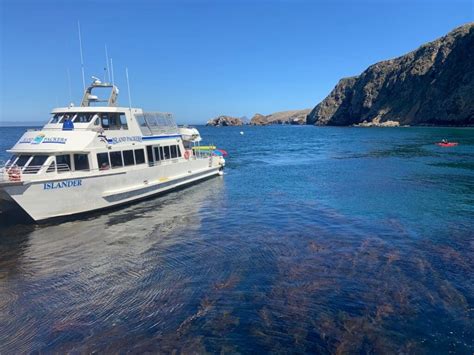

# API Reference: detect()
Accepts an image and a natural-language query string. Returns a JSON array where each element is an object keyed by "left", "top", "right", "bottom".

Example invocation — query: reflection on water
[
  {"left": 0, "top": 126, "right": 473, "bottom": 353},
  {"left": 1, "top": 178, "right": 227, "bottom": 352}
]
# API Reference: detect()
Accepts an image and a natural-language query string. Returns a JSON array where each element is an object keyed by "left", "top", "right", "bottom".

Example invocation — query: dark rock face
[
  {"left": 307, "top": 23, "right": 474, "bottom": 126},
  {"left": 250, "top": 109, "right": 311, "bottom": 125},
  {"left": 206, "top": 115, "right": 244, "bottom": 126}
]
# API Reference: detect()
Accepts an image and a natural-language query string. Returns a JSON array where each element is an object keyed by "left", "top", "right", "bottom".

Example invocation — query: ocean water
[{"left": 0, "top": 125, "right": 473, "bottom": 353}]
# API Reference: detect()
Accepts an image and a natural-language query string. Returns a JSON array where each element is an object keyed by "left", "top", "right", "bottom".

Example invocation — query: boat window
[
  {"left": 163, "top": 146, "right": 170, "bottom": 160},
  {"left": 74, "top": 113, "right": 95, "bottom": 123},
  {"left": 93, "top": 116, "right": 100, "bottom": 126},
  {"left": 146, "top": 116, "right": 159, "bottom": 128},
  {"left": 123, "top": 150, "right": 135, "bottom": 166},
  {"left": 135, "top": 113, "right": 178, "bottom": 136},
  {"left": 15, "top": 155, "right": 32, "bottom": 167},
  {"left": 101, "top": 115, "right": 110, "bottom": 129},
  {"left": 153, "top": 147, "right": 160, "bottom": 162},
  {"left": 108, "top": 114, "right": 119, "bottom": 129},
  {"left": 170, "top": 145, "right": 177, "bottom": 159},
  {"left": 97, "top": 152, "right": 110, "bottom": 170},
  {"left": 110, "top": 151, "right": 123, "bottom": 168},
  {"left": 137, "top": 116, "right": 152, "bottom": 136},
  {"left": 134, "top": 149, "right": 145, "bottom": 165},
  {"left": 177, "top": 145, "right": 182, "bottom": 158},
  {"left": 23, "top": 155, "right": 48, "bottom": 174},
  {"left": 56, "top": 154, "right": 71, "bottom": 173},
  {"left": 120, "top": 114, "right": 128, "bottom": 130},
  {"left": 74, "top": 154, "right": 90, "bottom": 171},
  {"left": 146, "top": 146, "right": 154, "bottom": 165},
  {"left": 159, "top": 146, "right": 164, "bottom": 161},
  {"left": 50, "top": 113, "right": 63, "bottom": 124},
  {"left": 101, "top": 113, "right": 127, "bottom": 130},
  {"left": 47, "top": 161, "right": 56, "bottom": 173}
]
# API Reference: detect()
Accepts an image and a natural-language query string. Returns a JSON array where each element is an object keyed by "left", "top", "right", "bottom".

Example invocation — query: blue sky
[{"left": 0, "top": 0, "right": 472, "bottom": 124}]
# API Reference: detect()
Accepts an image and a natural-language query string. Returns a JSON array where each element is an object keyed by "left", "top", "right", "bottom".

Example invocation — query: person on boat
[
  {"left": 62, "top": 115, "right": 74, "bottom": 131},
  {"left": 441, "top": 139, "right": 448, "bottom": 143},
  {"left": 100, "top": 162, "right": 110, "bottom": 170}
]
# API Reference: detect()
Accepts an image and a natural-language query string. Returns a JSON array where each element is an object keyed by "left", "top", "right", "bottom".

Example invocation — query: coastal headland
[{"left": 207, "top": 23, "right": 474, "bottom": 128}]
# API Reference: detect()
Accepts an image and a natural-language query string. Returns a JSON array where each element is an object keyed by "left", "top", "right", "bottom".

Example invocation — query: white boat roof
[{"left": 51, "top": 106, "right": 142, "bottom": 113}]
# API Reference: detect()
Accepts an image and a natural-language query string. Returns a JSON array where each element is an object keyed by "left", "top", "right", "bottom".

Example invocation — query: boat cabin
[{"left": 3, "top": 78, "right": 195, "bottom": 181}]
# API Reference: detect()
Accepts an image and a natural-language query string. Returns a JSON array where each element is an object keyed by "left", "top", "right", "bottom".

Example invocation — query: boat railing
[
  {"left": 56, "top": 164, "right": 72, "bottom": 173},
  {"left": 21, "top": 163, "right": 72, "bottom": 175},
  {"left": 147, "top": 154, "right": 203, "bottom": 168},
  {"left": 193, "top": 150, "right": 213, "bottom": 158},
  {"left": 0, "top": 163, "right": 73, "bottom": 183}
]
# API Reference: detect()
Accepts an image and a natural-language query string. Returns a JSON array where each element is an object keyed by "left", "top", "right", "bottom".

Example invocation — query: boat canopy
[{"left": 135, "top": 112, "right": 179, "bottom": 136}]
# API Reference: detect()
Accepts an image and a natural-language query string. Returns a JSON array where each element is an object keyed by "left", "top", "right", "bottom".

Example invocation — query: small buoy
[{"left": 240, "top": 131, "right": 244, "bottom": 135}]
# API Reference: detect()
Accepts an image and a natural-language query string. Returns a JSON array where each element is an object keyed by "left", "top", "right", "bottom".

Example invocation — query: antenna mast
[
  {"left": 110, "top": 58, "right": 115, "bottom": 86},
  {"left": 67, "top": 68, "right": 72, "bottom": 104},
  {"left": 126, "top": 67, "right": 132, "bottom": 110},
  {"left": 77, "top": 21, "right": 86, "bottom": 91},
  {"left": 105, "top": 44, "right": 111, "bottom": 82}
]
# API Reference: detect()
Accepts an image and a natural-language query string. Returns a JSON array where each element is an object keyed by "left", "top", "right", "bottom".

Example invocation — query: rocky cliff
[
  {"left": 307, "top": 23, "right": 474, "bottom": 126},
  {"left": 250, "top": 109, "right": 311, "bottom": 125},
  {"left": 206, "top": 115, "right": 244, "bottom": 126}
]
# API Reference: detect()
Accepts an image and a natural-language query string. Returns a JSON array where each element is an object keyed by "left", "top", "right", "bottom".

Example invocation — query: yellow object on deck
[{"left": 192, "top": 146, "right": 216, "bottom": 150}]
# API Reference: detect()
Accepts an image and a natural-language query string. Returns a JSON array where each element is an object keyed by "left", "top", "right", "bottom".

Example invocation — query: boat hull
[
  {"left": 0, "top": 188, "right": 20, "bottom": 213},
  {"left": 0, "top": 159, "right": 223, "bottom": 222}
]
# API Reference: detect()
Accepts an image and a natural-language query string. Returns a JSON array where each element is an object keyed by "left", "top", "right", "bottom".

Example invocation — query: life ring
[
  {"left": 8, "top": 166, "right": 21, "bottom": 182},
  {"left": 184, "top": 150, "right": 190, "bottom": 160}
]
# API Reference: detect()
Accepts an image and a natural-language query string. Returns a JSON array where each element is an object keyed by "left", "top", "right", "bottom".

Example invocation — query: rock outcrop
[
  {"left": 206, "top": 115, "right": 244, "bottom": 126},
  {"left": 353, "top": 119, "right": 400, "bottom": 127},
  {"left": 307, "top": 23, "right": 474, "bottom": 126},
  {"left": 250, "top": 109, "right": 311, "bottom": 125}
]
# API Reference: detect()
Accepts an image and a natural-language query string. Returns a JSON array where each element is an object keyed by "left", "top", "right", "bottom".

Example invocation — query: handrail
[
  {"left": 0, "top": 163, "right": 73, "bottom": 182},
  {"left": 148, "top": 157, "right": 184, "bottom": 167},
  {"left": 56, "top": 164, "right": 72, "bottom": 172}
]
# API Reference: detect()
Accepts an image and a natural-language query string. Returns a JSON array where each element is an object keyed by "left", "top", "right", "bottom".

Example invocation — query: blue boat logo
[{"left": 31, "top": 134, "right": 45, "bottom": 145}]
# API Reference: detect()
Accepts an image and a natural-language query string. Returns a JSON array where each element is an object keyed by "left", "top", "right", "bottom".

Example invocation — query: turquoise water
[{"left": 0, "top": 125, "right": 473, "bottom": 353}]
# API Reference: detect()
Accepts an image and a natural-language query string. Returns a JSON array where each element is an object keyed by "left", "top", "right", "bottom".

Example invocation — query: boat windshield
[
  {"left": 50, "top": 112, "right": 98, "bottom": 124},
  {"left": 49, "top": 112, "right": 125, "bottom": 128},
  {"left": 74, "top": 113, "right": 98, "bottom": 123},
  {"left": 49, "top": 113, "right": 76, "bottom": 124},
  {"left": 49, "top": 113, "right": 64, "bottom": 124}
]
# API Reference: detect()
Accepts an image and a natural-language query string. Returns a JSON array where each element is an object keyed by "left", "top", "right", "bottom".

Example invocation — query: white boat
[{"left": 0, "top": 79, "right": 225, "bottom": 221}]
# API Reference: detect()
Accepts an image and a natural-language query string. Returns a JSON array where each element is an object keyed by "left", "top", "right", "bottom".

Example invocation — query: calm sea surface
[{"left": 0, "top": 125, "right": 473, "bottom": 353}]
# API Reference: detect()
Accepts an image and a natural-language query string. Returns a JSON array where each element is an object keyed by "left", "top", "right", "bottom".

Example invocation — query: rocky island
[
  {"left": 307, "top": 23, "right": 474, "bottom": 126},
  {"left": 206, "top": 115, "right": 244, "bottom": 126},
  {"left": 206, "top": 110, "right": 310, "bottom": 126},
  {"left": 250, "top": 109, "right": 311, "bottom": 125}
]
